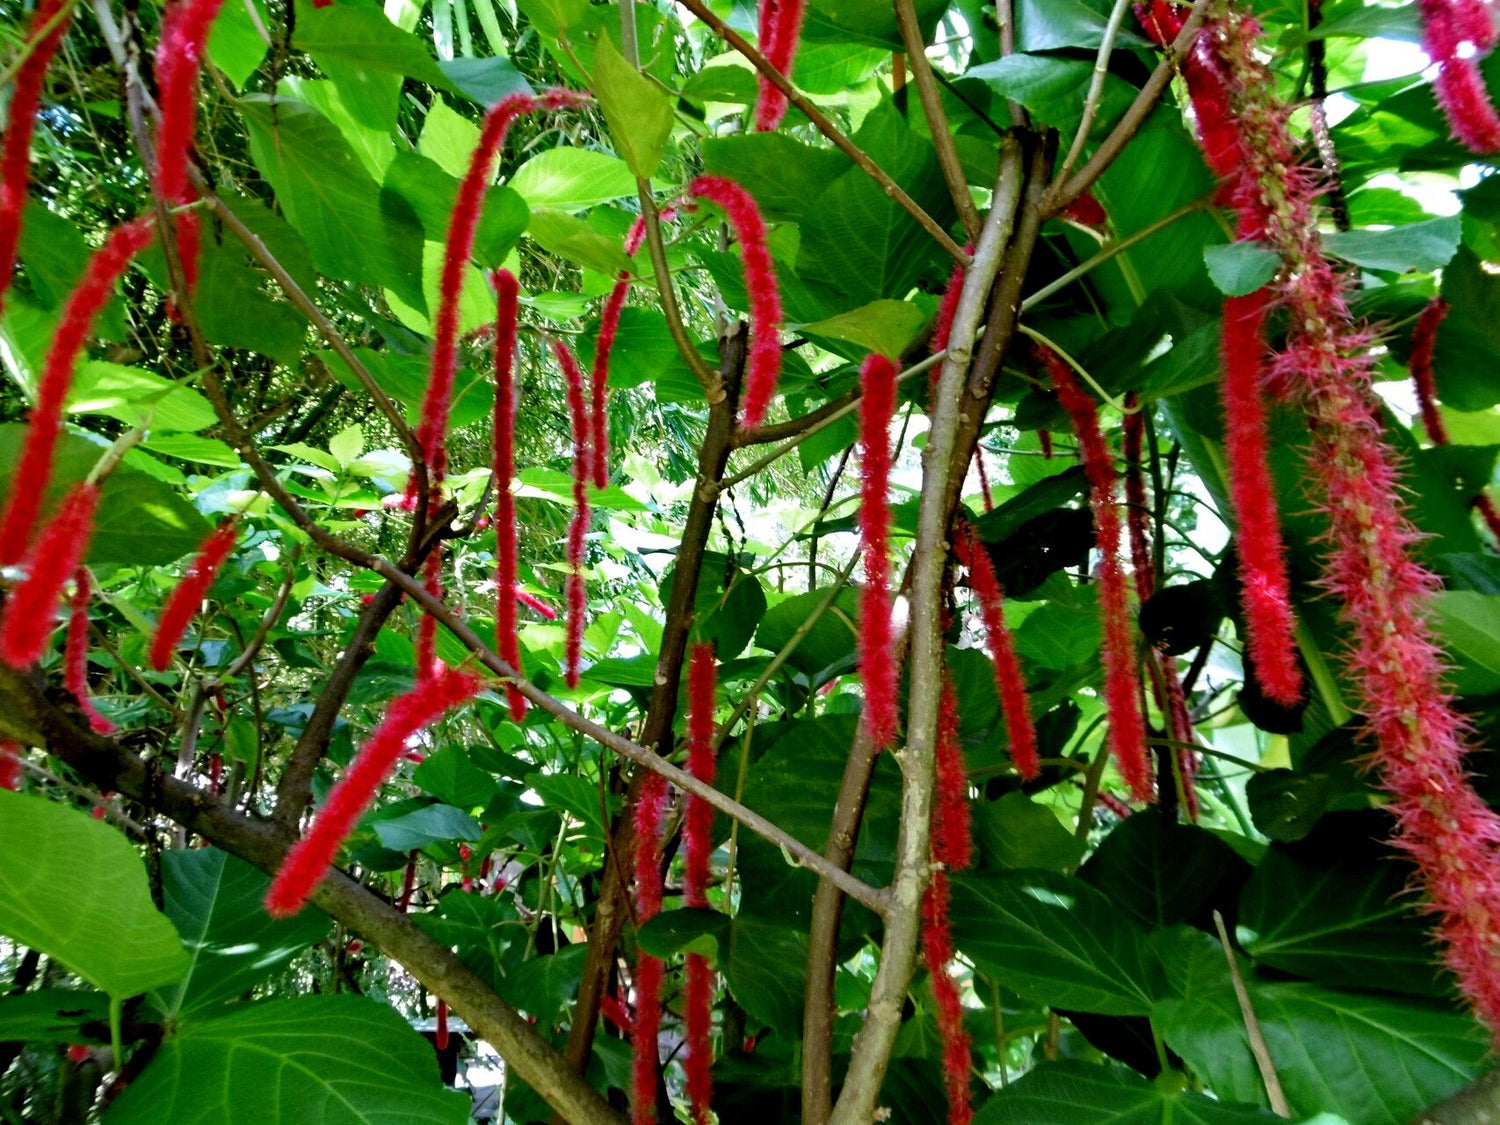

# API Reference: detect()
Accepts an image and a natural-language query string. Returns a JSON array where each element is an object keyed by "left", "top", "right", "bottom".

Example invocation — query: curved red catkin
[
  {"left": 0, "top": 743, "right": 20, "bottom": 791},
  {"left": 1038, "top": 429, "right": 1054, "bottom": 459},
  {"left": 552, "top": 338, "right": 592, "bottom": 689},
  {"left": 64, "top": 569, "right": 113, "bottom": 735},
  {"left": 631, "top": 771, "right": 670, "bottom": 1125},
  {"left": 590, "top": 218, "right": 649, "bottom": 490},
  {"left": 436, "top": 1000, "right": 450, "bottom": 1050},
  {"left": 397, "top": 853, "right": 419, "bottom": 912},
  {"left": 265, "top": 667, "right": 483, "bottom": 917},
  {"left": 683, "top": 642, "right": 717, "bottom": 1124},
  {"left": 931, "top": 251, "right": 969, "bottom": 358},
  {"left": 0, "top": 218, "right": 153, "bottom": 566},
  {"left": 688, "top": 176, "right": 783, "bottom": 428},
  {"left": 0, "top": 0, "right": 74, "bottom": 317},
  {"left": 921, "top": 869, "right": 972, "bottom": 1125},
  {"left": 491, "top": 268, "right": 527, "bottom": 721},
  {"left": 416, "top": 549, "right": 443, "bottom": 681},
  {"left": 149, "top": 521, "right": 239, "bottom": 672},
  {"left": 857, "top": 353, "right": 899, "bottom": 750},
  {"left": 412, "top": 89, "right": 589, "bottom": 496},
  {"left": 1162, "top": 660, "right": 1199, "bottom": 822},
  {"left": 955, "top": 524, "right": 1039, "bottom": 780},
  {"left": 755, "top": 0, "right": 783, "bottom": 132},
  {"left": 1221, "top": 291, "right": 1303, "bottom": 706},
  {"left": 1418, "top": 0, "right": 1500, "bottom": 152},
  {"left": 1137, "top": 1, "right": 1243, "bottom": 180},
  {"left": 932, "top": 678, "right": 972, "bottom": 870},
  {"left": 515, "top": 589, "right": 558, "bottom": 620},
  {"left": 972, "top": 447, "right": 994, "bottom": 513},
  {"left": 753, "top": 0, "right": 807, "bottom": 132},
  {"left": 1411, "top": 296, "right": 1451, "bottom": 445},
  {"left": 1202, "top": 4, "right": 1500, "bottom": 1042},
  {"left": 1042, "top": 351, "right": 1152, "bottom": 802},
  {"left": 0, "top": 483, "right": 100, "bottom": 670},
  {"left": 1121, "top": 395, "right": 1153, "bottom": 601}
]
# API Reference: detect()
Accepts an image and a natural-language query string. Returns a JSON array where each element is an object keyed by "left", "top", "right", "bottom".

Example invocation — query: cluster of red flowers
[
  {"left": 150, "top": 521, "right": 240, "bottom": 672},
  {"left": 856, "top": 354, "right": 900, "bottom": 750},
  {"left": 753, "top": 0, "right": 809, "bottom": 132},
  {"left": 682, "top": 643, "right": 718, "bottom": 1124},
  {"left": 1417, "top": 0, "right": 1500, "bottom": 150},
  {"left": 630, "top": 765, "right": 670, "bottom": 1124}
]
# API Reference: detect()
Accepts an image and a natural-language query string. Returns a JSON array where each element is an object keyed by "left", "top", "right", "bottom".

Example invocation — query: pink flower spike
[
  {"left": 856, "top": 354, "right": 899, "bottom": 750},
  {"left": 0, "top": 0, "right": 74, "bottom": 317},
  {"left": 0, "top": 218, "right": 154, "bottom": 565},
  {"left": 1410, "top": 296, "right": 1451, "bottom": 445},
  {"left": 1121, "top": 395, "right": 1153, "bottom": 600},
  {"left": 931, "top": 249, "right": 971, "bottom": 359},
  {"left": 0, "top": 483, "right": 101, "bottom": 670},
  {"left": 491, "top": 268, "right": 527, "bottom": 721},
  {"left": 265, "top": 667, "right": 484, "bottom": 917},
  {"left": 753, "top": 0, "right": 807, "bottom": 131},
  {"left": 0, "top": 743, "right": 20, "bottom": 791},
  {"left": 590, "top": 217, "right": 649, "bottom": 490},
  {"left": 683, "top": 648, "right": 719, "bottom": 1125},
  {"left": 552, "top": 338, "right": 593, "bottom": 688},
  {"left": 149, "top": 521, "right": 239, "bottom": 673},
  {"left": 515, "top": 589, "right": 559, "bottom": 620},
  {"left": 1435, "top": 58, "right": 1500, "bottom": 152},
  {"left": 65, "top": 568, "right": 114, "bottom": 734},
  {"left": 630, "top": 770, "right": 669, "bottom": 1124},
  {"left": 688, "top": 176, "right": 783, "bottom": 428}
]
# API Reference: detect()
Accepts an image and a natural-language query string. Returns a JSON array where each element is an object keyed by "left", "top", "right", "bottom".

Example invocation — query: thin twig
[
  {"left": 1213, "top": 910, "right": 1292, "bottom": 1117},
  {"left": 894, "top": 0, "right": 980, "bottom": 239}
]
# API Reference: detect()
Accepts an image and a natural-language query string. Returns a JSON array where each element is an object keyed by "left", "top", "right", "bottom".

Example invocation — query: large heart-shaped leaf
[{"left": 974, "top": 1060, "right": 1285, "bottom": 1123}]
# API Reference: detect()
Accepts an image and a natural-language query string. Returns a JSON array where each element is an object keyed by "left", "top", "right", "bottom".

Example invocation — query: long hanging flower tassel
[
  {"left": 1418, "top": 0, "right": 1500, "bottom": 152},
  {"left": 752, "top": 0, "right": 807, "bottom": 132},
  {"left": 955, "top": 524, "right": 1039, "bottom": 779},
  {"left": 1042, "top": 351, "right": 1152, "bottom": 801},
  {"left": 0, "top": 0, "right": 74, "bottom": 317},
  {"left": 590, "top": 218, "right": 650, "bottom": 490},
  {"left": 683, "top": 643, "right": 718, "bottom": 1124},
  {"left": 416, "top": 550, "right": 443, "bottom": 681},
  {"left": 1121, "top": 397, "right": 1154, "bottom": 601},
  {"left": 553, "top": 338, "right": 592, "bottom": 688},
  {"left": 0, "top": 483, "right": 101, "bottom": 669},
  {"left": 631, "top": 770, "right": 670, "bottom": 1125},
  {"left": 265, "top": 667, "right": 483, "bottom": 917},
  {"left": 688, "top": 176, "right": 784, "bottom": 428},
  {"left": 491, "top": 269, "right": 527, "bottom": 720},
  {"left": 149, "top": 521, "right": 239, "bottom": 672},
  {"left": 64, "top": 569, "right": 113, "bottom": 734},
  {"left": 410, "top": 89, "right": 589, "bottom": 497},
  {"left": 857, "top": 354, "right": 899, "bottom": 750},
  {"left": 0, "top": 218, "right": 154, "bottom": 565},
  {"left": 0, "top": 743, "right": 20, "bottom": 791}
]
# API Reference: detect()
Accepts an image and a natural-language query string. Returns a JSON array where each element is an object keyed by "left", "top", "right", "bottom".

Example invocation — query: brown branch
[
  {"left": 893, "top": 0, "right": 981, "bottom": 240},
  {"left": 672, "top": 0, "right": 970, "bottom": 264},
  {"left": 637, "top": 181, "right": 718, "bottom": 391}
]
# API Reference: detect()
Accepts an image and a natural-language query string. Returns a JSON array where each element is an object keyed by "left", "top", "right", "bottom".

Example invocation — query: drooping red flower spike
[
  {"left": 411, "top": 89, "right": 590, "bottom": 496},
  {"left": 515, "top": 590, "right": 559, "bottom": 620},
  {"left": 590, "top": 218, "right": 650, "bottom": 490},
  {"left": 552, "top": 337, "right": 593, "bottom": 688},
  {"left": 1121, "top": 396, "right": 1153, "bottom": 601},
  {"left": 1060, "top": 190, "right": 1110, "bottom": 228},
  {"left": 0, "top": 218, "right": 154, "bottom": 566},
  {"left": 490, "top": 268, "right": 527, "bottom": 720},
  {"left": 1042, "top": 350, "right": 1152, "bottom": 802},
  {"left": 753, "top": 0, "right": 808, "bottom": 132},
  {"left": 972, "top": 447, "right": 994, "bottom": 512},
  {"left": 0, "top": 0, "right": 74, "bottom": 317},
  {"left": 397, "top": 853, "right": 419, "bottom": 912},
  {"left": 857, "top": 353, "right": 899, "bottom": 750},
  {"left": 1418, "top": 0, "right": 1500, "bottom": 152},
  {"left": 65, "top": 568, "right": 113, "bottom": 735},
  {"left": 932, "top": 678, "right": 972, "bottom": 871},
  {"left": 436, "top": 1000, "right": 450, "bottom": 1050},
  {"left": 631, "top": 769, "right": 670, "bottom": 1125},
  {"left": 1220, "top": 291, "right": 1303, "bottom": 706},
  {"left": 682, "top": 642, "right": 718, "bottom": 1124},
  {"left": 687, "top": 176, "right": 783, "bottom": 428},
  {"left": 930, "top": 249, "right": 971, "bottom": 358},
  {"left": 0, "top": 743, "right": 20, "bottom": 791},
  {"left": 149, "top": 520, "right": 239, "bottom": 672},
  {"left": 265, "top": 667, "right": 483, "bottom": 917},
  {"left": 1195, "top": 3, "right": 1500, "bottom": 1042},
  {"left": 0, "top": 483, "right": 100, "bottom": 670},
  {"left": 955, "top": 524, "right": 1039, "bottom": 780}
]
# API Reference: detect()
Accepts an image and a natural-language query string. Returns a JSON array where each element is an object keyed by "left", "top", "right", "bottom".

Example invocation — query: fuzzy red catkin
[
  {"left": 931, "top": 252, "right": 969, "bottom": 358},
  {"left": 436, "top": 1000, "right": 450, "bottom": 1050},
  {"left": 1043, "top": 351, "right": 1152, "bottom": 802},
  {"left": 955, "top": 524, "right": 1039, "bottom": 781},
  {"left": 0, "top": 483, "right": 101, "bottom": 670},
  {"left": 932, "top": 678, "right": 972, "bottom": 870},
  {"left": 683, "top": 642, "right": 718, "bottom": 1124},
  {"left": 1137, "top": 1, "right": 1243, "bottom": 180},
  {"left": 0, "top": 0, "right": 74, "bottom": 317},
  {"left": 921, "top": 869, "right": 973, "bottom": 1125},
  {"left": 265, "top": 667, "right": 483, "bottom": 917},
  {"left": 149, "top": 521, "right": 239, "bottom": 672},
  {"left": 0, "top": 218, "right": 154, "bottom": 566},
  {"left": 590, "top": 218, "right": 649, "bottom": 490},
  {"left": 1418, "top": 0, "right": 1500, "bottom": 152},
  {"left": 515, "top": 590, "right": 558, "bottom": 620},
  {"left": 412, "top": 90, "right": 589, "bottom": 495},
  {"left": 397, "top": 853, "right": 418, "bottom": 912},
  {"left": 64, "top": 569, "right": 113, "bottom": 735},
  {"left": 0, "top": 743, "right": 20, "bottom": 792},
  {"left": 688, "top": 176, "right": 783, "bottom": 428},
  {"left": 416, "top": 549, "right": 443, "bottom": 682},
  {"left": 491, "top": 268, "right": 527, "bottom": 721},
  {"left": 972, "top": 447, "right": 994, "bottom": 513},
  {"left": 552, "top": 338, "right": 592, "bottom": 689},
  {"left": 1221, "top": 291, "right": 1303, "bottom": 706},
  {"left": 1121, "top": 395, "right": 1153, "bottom": 601},
  {"left": 1411, "top": 296, "right": 1451, "bottom": 445},
  {"left": 631, "top": 771, "right": 669, "bottom": 1125},
  {"left": 857, "top": 354, "right": 899, "bottom": 750},
  {"left": 753, "top": 0, "right": 807, "bottom": 132}
]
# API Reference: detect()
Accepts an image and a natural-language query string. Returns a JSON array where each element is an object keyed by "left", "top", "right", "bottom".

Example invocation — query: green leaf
[
  {"left": 0, "top": 990, "right": 110, "bottom": 1044},
  {"left": 0, "top": 791, "right": 189, "bottom": 998},
  {"left": 701, "top": 133, "right": 848, "bottom": 223},
  {"left": 293, "top": 3, "right": 454, "bottom": 93},
  {"left": 1430, "top": 591, "right": 1500, "bottom": 693},
  {"left": 1203, "top": 242, "right": 1281, "bottom": 296},
  {"left": 208, "top": 0, "right": 270, "bottom": 88},
  {"left": 973, "top": 792, "right": 1087, "bottom": 872},
  {"left": 68, "top": 362, "right": 217, "bottom": 433},
  {"left": 949, "top": 871, "right": 1168, "bottom": 1016},
  {"left": 638, "top": 908, "right": 732, "bottom": 960},
  {"left": 973, "top": 1060, "right": 1282, "bottom": 1124},
  {"left": 412, "top": 892, "right": 517, "bottom": 993},
  {"left": 513, "top": 0, "right": 587, "bottom": 38},
  {"left": 498, "top": 945, "right": 588, "bottom": 1025},
  {"left": 591, "top": 36, "right": 674, "bottom": 180},
  {"left": 437, "top": 57, "right": 534, "bottom": 105},
  {"left": 524, "top": 773, "right": 611, "bottom": 852},
  {"left": 413, "top": 747, "right": 500, "bottom": 808},
  {"left": 1437, "top": 247, "right": 1500, "bottom": 410},
  {"left": 724, "top": 917, "right": 808, "bottom": 1036},
  {"left": 801, "top": 300, "right": 928, "bottom": 360},
  {"left": 1014, "top": 0, "right": 1151, "bottom": 49},
  {"left": 508, "top": 147, "right": 635, "bottom": 211},
  {"left": 799, "top": 0, "right": 948, "bottom": 49},
  {"left": 150, "top": 849, "right": 330, "bottom": 1019},
  {"left": 102, "top": 995, "right": 469, "bottom": 1124},
  {"left": 1322, "top": 217, "right": 1461, "bottom": 273},
  {"left": 372, "top": 804, "right": 482, "bottom": 852},
  {"left": 754, "top": 587, "right": 860, "bottom": 678},
  {"left": 527, "top": 209, "right": 634, "bottom": 275},
  {"left": 962, "top": 55, "right": 1135, "bottom": 133}
]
